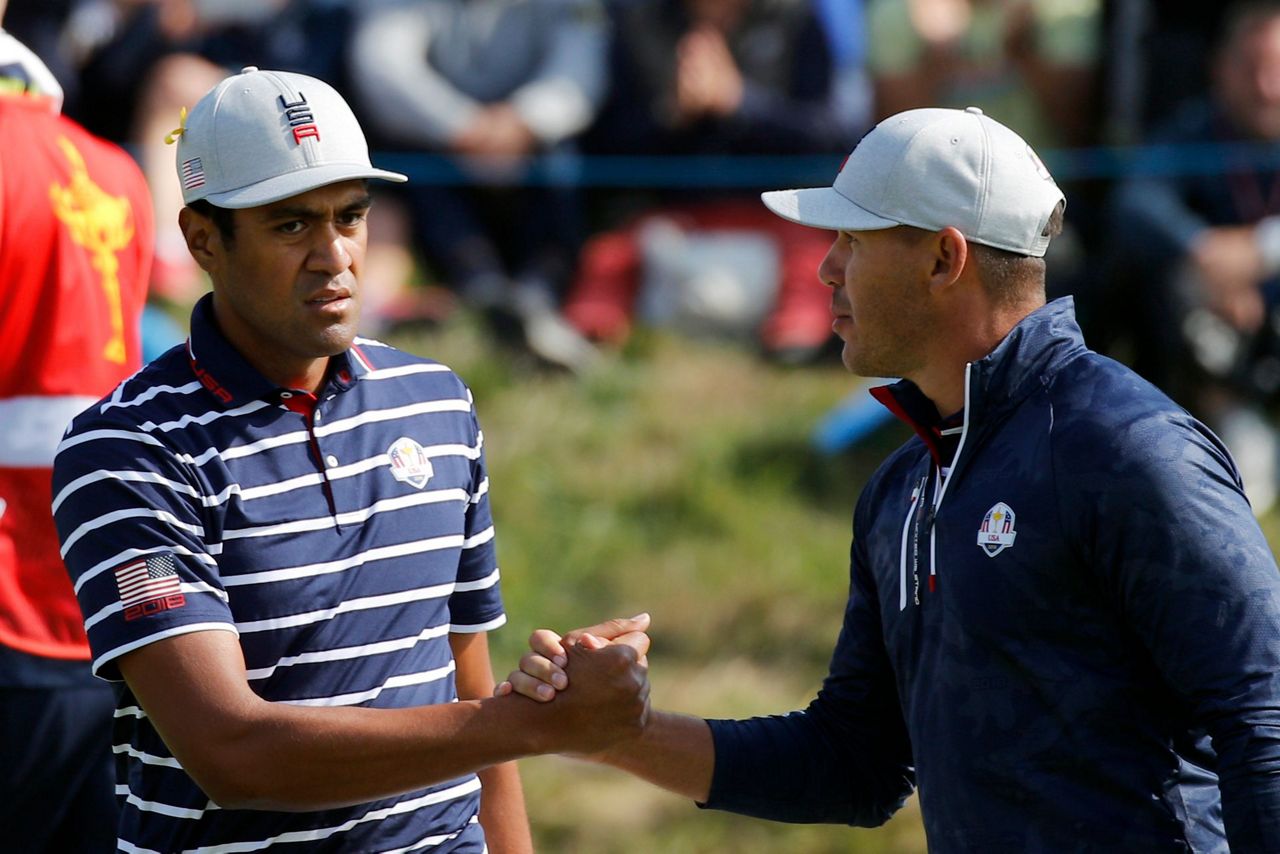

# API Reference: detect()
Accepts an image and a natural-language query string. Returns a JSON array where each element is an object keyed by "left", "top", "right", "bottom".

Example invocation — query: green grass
[
  {"left": 389, "top": 312, "right": 924, "bottom": 851},
  {"left": 389, "top": 310, "right": 1277, "bottom": 853}
]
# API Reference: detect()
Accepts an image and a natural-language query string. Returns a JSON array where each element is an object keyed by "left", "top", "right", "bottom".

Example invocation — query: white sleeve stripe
[
  {"left": 223, "top": 489, "right": 468, "bottom": 540},
  {"left": 92, "top": 623, "right": 238, "bottom": 679},
  {"left": 177, "top": 445, "right": 222, "bottom": 467},
  {"left": 113, "top": 705, "right": 145, "bottom": 719},
  {"left": 223, "top": 534, "right": 464, "bottom": 588},
  {"left": 461, "top": 527, "right": 495, "bottom": 550},
  {"left": 244, "top": 624, "right": 452, "bottom": 680},
  {"left": 116, "top": 785, "right": 209, "bottom": 820},
  {"left": 55, "top": 428, "right": 165, "bottom": 457},
  {"left": 449, "top": 614, "right": 507, "bottom": 634},
  {"left": 112, "top": 744, "right": 183, "bottom": 769},
  {"left": 100, "top": 381, "right": 203, "bottom": 412},
  {"left": 236, "top": 582, "right": 455, "bottom": 634},
  {"left": 183, "top": 579, "right": 229, "bottom": 602},
  {"left": 453, "top": 569, "right": 500, "bottom": 593},
  {"left": 282, "top": 661, "right": 456, "bottom": 707},
  {"left": 73, "top": 545, "right": 216, "bottom": 595},
  {"left": 469, "top": 478, "right": 489, "bottom": 504},
  {"left": 52, "top": 469, "right": 202, "bottom": 515},
  {"left": 60, "top": 508, "right": 204, "bottom": 559}
]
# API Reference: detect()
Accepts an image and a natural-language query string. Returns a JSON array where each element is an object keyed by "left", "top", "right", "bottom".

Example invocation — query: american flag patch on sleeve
[
  {"left": 114, "top": 552, "right": 186, "bottom": 622},
  {"left": 180, "top": 157, "right": 205, "bottom": 190}
]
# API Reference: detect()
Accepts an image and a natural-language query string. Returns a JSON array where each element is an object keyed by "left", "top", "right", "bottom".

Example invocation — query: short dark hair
[
  {"left": 186, "top": 198, "right": 237, "bottom": 244},
  {"left": 971, "top": 200, "right": 1065, "bottom": 307}
]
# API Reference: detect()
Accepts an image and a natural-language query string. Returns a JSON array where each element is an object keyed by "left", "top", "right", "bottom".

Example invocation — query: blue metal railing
[{"left": 371, "top": 142, "right": 1280, "bottom": 188}]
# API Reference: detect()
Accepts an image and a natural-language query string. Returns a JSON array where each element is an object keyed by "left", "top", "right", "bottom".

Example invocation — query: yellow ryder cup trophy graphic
[{"left": 49, "top": 136, "right": 134, "bottom": 364}]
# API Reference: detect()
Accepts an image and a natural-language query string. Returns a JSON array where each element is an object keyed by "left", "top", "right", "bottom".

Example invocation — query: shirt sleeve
[
  {"left": 447, "top": 387, "right": 505, "bottom": 633},
  {"left": 51, "top": 413, "right": 237, "bottom": 681},
  {"left": 701, "top": 500, "right": 916, "bottom": 825},
  {"left": 1057, "top": 397, "right": 1280, "bottom": 847}
]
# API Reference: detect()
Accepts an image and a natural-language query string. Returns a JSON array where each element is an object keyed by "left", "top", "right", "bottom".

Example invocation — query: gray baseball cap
[
  {"left": 762, "top": 107, "right": 1064, "bottom": 257},
  {"left": 174, "top": 66, "right": 406, "bottom": 209}
]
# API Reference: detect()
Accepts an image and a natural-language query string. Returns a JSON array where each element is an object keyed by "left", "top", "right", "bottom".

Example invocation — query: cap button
[
  {"left": 240, "top": 66, "right": 259, "bottom": 74},
  {"left": 965, "top": 106, "right": 984, "bottom": 115}
]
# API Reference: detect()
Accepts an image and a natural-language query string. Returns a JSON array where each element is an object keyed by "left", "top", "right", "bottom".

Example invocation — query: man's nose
[
  {"left": 308, "top": 225, "right": 352, "bottom": 274},
  {"left": 817, "top": 239, "right": 844, "bottom": 289}
]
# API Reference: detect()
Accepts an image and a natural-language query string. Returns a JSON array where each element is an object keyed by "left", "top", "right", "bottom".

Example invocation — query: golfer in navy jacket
[{"left": 504, "top": 107, "right": 1280, "bottom": 851}]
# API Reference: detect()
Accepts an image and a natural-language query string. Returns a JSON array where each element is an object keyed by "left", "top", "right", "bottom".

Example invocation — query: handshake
[{"left": 494, "top": 614, "right": 654, "bottom": 757}]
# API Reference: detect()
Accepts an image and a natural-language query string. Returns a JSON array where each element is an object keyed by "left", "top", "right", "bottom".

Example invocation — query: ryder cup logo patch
[
  {"left": 387, "top": 436, "right": 434, "bottom": 489},
  {"left": 977, "top": 502, "right": 1018, "bottom": 557}
]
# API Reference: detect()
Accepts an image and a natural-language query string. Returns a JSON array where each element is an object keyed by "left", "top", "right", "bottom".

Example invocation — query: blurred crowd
[{"left": 8, "top": 0, "right": 1280, "bottom": 511}]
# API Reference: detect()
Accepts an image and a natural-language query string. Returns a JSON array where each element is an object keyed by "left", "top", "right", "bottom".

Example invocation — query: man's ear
[
  {"left": 178, "top": 206, "right": 220, "bottom": 274},
  {"left": 928, "top": 227, "right": 969, "bottom": 292}
]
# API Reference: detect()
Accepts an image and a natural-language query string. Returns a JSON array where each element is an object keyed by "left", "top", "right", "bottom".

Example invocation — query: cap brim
[
  {"left": 761, "top": 187, "right": 899, "bottom": 231},
  {"left": 201, "top": 162, "right": 408, "bottom": 209}
]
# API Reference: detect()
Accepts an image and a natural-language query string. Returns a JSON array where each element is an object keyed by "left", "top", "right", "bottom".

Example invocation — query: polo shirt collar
[{"left": 185, "top": 292, "right": 369, "bottom": 408}]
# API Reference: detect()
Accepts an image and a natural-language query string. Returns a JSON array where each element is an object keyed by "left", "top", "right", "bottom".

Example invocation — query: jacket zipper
[
  {"left": 899, "top": 363, "right": 976, "bottom": 608},
  {"left": 899, "top": 473, "right": 929, "bottom": 610}
]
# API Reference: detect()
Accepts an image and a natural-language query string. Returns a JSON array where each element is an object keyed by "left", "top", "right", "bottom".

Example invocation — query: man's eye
[
  {"left": 279, "top": 221, "right": 305, "bottom": 234},
  {"left": 339, "top": 211, "right": 368, "bottom": 227}
]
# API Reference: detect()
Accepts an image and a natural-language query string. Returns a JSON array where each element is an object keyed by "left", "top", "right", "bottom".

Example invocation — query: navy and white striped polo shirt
[{"left": 52, "top": 294, "right": 504, "bottom": 853}]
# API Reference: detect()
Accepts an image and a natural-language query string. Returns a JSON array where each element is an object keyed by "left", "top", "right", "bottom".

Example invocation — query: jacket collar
[
  {"left": 965, "top": 296, "right": 1089, "bottom": 424},
  {"left": 872, "top": 297, "right": 1088, "bottom": 461},
  {"left": 185, "top": 292, "right": 369, "bottom": 408}
]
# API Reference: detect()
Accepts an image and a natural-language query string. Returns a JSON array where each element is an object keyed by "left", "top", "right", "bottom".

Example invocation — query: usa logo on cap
[{"left": 279, "top": 93, "right": 320, "bottom": 145}]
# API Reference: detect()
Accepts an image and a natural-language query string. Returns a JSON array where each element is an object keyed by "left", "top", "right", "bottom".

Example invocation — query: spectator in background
[
  {"left": 866, "top": 0, "right": 1101, "bottom": 149},
  {"left": 0, "top": 15, "right": 151, "bottom": 851},
  {"left": 562, "top": 0, "right": 867, "bottom": 363},
  {"left": 1109, "top": 1, "right": 1280, "bottom": 515},
  {"left": 1101, "top": 1, "right": 1231, "bottom": 145},
  {"left": 350, "top": 0, "right": 608, "bottom": 372}
]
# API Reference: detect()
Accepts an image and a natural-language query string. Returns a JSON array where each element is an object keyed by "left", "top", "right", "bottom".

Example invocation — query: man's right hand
[
  {"left": 496, "top": 614, "right": 651, "bottom": 702},
  {"left": 529, "top": 637, "right": 650, "bottom": 755}
]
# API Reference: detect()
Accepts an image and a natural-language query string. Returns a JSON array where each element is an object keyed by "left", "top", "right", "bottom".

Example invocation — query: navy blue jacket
[{"left": 704, "top": 299, "right": 1280, "bottom": 852}]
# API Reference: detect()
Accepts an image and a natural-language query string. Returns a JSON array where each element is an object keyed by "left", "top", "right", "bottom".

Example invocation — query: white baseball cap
[
  {"left": 762, "top": 107, "right": 1064, "bottom": 257},
  {"left": 175, "top": 66, "right": 406, "bottom": 209}
]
